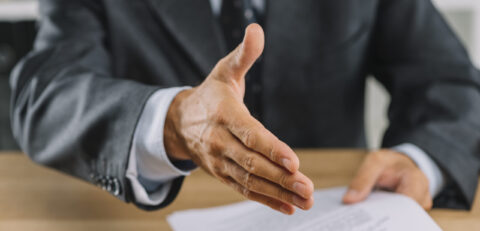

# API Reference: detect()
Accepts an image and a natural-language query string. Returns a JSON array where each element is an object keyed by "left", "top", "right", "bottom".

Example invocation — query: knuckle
[
  {"left": 231, "top": 182, "right": 242, "bottom": 192},
  {"left": 268, "top": 142, "right": 277, "bottom": 161},
  {"left": 231, "top": 184, "right": 244, "bottom": 195},
  {"left": 243, "top": 173, "right": 255, "bottom": 189},
  {"left": 278, "top": 173, "right": 289, "bottom": 188},
  {"left": 242, "top": 187, "right": 251, "bottom": 198},
  {"left": 211, "top": 160, "right": 225, "bottom": 175},
  {"left": 277, "top": 188, "right": 289, "bottom": 201},
  {"left": 243, "top": 155, "right": 256, "bottom": 173},
  {"left": 205, "top": 134, "right": 224, "bottom": 154},
  {"left": 211, "top": 140, "right": 224, "bottom": 153},
  {"left": 227, "top": 180, "right": 242, "bottom": 192},
  {"left": 243, "top": 127, "right": 258, "bottom": 148}
]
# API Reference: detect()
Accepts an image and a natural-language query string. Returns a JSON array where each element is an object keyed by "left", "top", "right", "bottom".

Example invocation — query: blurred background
[
  {"left": 0, "top": 0, "right": 36, "bottom": 150},
  {"left": 0, "top": 0, "right": 478, "bottom": 151}
]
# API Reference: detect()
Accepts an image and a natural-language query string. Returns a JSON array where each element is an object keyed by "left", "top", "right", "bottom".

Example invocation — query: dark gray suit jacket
[{"left": 10, "top": 0, "right": 480, "bottom": 210}]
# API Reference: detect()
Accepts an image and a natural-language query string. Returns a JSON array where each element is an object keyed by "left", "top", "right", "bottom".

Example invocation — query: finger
[
  {"left": 224, "top": 158, "right": 314, "bottom": 210},
  {"left": 224, "top": 108, "right": 300, "bottom": 173},
  {"left": 396, "top": 171, "right": 431, "bottom": 209},
  {"left": 422, "top": 194, "right": 433, "bottom": 210},
  {"left": 375, "top": 168, "right": 401, "bottom": 190},
  {"left": 222, "top": 131, "right": 313, "bottom": 199},
  {"left": 343, "top": 153, "right": 386, "bottom": 204},
  {"left": 222, "top": 176, "right": 296, "bottom": 215},
  {"left": 214, "top": 23, "right": 265, "bottom": 83},
  {"left": 224, "top": 24, "right": 265, "bottom": 79}
]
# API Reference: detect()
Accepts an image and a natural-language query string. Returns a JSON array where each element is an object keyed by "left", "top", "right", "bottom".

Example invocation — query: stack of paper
[{"left": 168, "top": 187, "right": 442, "bottom": 231}]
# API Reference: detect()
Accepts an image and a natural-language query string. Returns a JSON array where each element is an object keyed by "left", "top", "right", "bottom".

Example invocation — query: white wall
[
  {"left": 0, "top": 0, "right": 37, "bottom": 21},
  {"left": 365, "top": 0, "right": 480, "bottom": 149}
]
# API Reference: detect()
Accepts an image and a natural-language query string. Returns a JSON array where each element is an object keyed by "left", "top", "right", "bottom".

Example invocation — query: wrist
[{"left": 164, "top": 88, "right": 194, "bottom": 160}]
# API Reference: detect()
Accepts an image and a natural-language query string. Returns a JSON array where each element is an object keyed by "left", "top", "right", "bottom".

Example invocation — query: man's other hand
[
  {"left": 163, "top": 24, "right": 314, "bottom": 215},
  {"left": 343, "top": 150, "right": 433, "bottom": 210}
]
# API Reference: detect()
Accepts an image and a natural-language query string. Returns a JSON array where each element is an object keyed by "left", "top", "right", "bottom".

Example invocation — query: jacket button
[
  {"left": 111, "top": 178, "right": 121, "bottom": 196},
  {"left": 93, "top": 175, "right": 121, "bottom": 196},
  {"left": 101, "top": 178, "right": 108, "bottom": 190}
]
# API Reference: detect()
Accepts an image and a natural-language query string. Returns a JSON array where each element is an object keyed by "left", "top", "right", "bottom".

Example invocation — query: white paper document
[{"left": 168, "top": 187, "right": 442, "bottom": 231}]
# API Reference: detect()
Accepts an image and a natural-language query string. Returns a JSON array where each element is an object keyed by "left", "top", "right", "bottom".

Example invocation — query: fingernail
[
  {"left": 280, "top": 204, "right": 292, "bottom": 214},
  {"left": 293, "top": 182, "right": 308, "bottom": 198},
  {"left": 281, "top": 158, "right": 291, "bottom": 171},
  {"left": 293, "top": 195, "right": 306, "bottom": 209}
]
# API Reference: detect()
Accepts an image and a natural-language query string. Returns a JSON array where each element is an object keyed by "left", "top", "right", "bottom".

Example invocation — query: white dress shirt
[{"left": 126, "top": 0, "right": 445, "bottom": 206}]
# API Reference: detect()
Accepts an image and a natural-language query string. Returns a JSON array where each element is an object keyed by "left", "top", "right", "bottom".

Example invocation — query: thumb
[
  {"left": 342, "top": 158, "right": 384, "bottom": 204},
  {"left": 216, "top": 23, "right": 265, "bottom": 82}
]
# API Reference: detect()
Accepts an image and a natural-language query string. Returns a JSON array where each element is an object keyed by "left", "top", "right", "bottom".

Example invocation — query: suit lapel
[{"left": 145, "top": 0, "right": 226, "bottom": 76}]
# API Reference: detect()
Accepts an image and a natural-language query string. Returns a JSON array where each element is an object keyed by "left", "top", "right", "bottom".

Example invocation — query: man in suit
[{"left": 10, "top": 0, "right": 480, "bottom": 214}]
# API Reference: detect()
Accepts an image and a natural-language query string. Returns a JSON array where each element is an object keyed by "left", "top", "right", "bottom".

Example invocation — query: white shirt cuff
[
  {"left": 126, "top": 86, "right": 193, "bottom": 206},
  {"left": 392, "top": 143, "right": 445, "bottom": 197}
]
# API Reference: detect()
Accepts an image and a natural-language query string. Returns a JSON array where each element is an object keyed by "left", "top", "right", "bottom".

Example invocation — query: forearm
[
  {"left": 10, "top": 46, "right": 160, "bottom": 202},
  {"left": 10, "top": 0, "right": 163, "bottom": 202},
  {"left": 373, "top": 0, "right": 480, "bottom": 209},
  {"left": 127, "top": 87, "right": 198, "bottom": 207}
]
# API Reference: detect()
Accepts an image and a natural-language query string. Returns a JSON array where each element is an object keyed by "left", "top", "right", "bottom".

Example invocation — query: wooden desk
[{"left": 0, "top": 150, "right": 478, "bottom": 231}]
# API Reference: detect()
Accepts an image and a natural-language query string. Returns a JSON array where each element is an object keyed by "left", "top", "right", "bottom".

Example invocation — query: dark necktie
[{"left": 219, "top": 0, "right": 265, "bottom": 121}]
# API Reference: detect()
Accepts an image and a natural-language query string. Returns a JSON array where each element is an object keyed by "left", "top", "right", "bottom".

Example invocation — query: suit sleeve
[
  {"left": 9, "top": 0, "right": 184, "bottom": 209},
  {"left": 371, "top": 0, "right": 480, "bottom": 209}
]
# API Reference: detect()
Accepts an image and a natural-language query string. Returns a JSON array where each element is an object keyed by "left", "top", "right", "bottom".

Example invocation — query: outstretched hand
[{"left": 164, "top": 24, "right": 314, "bottom": 215}]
